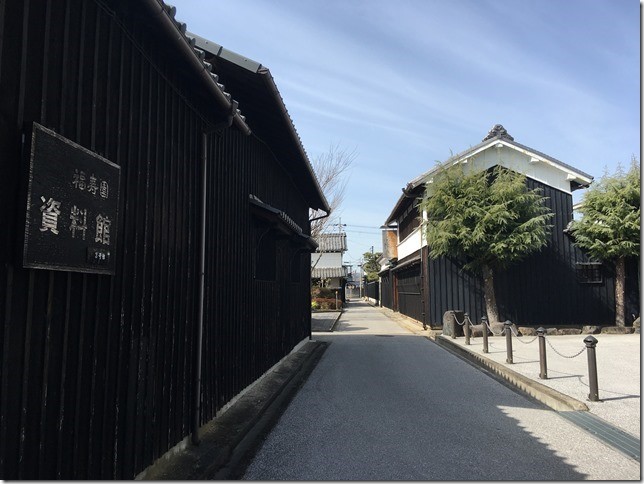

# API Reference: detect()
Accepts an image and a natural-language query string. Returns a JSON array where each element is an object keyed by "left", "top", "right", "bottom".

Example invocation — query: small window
[{"left": 576, "top": 262, "right": 603, "bottom": 284}]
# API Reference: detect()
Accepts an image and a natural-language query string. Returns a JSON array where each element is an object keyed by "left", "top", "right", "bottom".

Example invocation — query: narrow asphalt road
[{"left": 243, "top": 302, "right": 640, "bottom": 480}]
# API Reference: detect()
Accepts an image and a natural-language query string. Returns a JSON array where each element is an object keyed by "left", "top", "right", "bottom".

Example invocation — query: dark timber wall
[
  {"left": 395, "top": 264, "right": 423, "bottom": 323},
  {"left": 0, "top": 0, "right": 313, "bottom": 479},
  {"left": 380, "top": 272, "right": 393, "bottom": 309},
  {"left": 427, "top": 177, "right": 638, "bottom": 326}
]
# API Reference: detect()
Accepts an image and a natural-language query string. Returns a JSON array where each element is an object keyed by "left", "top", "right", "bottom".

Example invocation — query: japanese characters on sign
[{"left": 23, "top": 123, "right": 120, "bottom": 274}]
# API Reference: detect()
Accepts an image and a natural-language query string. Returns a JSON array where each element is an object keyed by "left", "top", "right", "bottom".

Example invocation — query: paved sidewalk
[
  {"left": 438, "top": 332, "right": 640, "bottom": 438},
  {"left": 311, "top": 311, "right": 342, "bottom": 332},
  {"left": 245, "top": 302, "right": 640, "bottom": 480}
]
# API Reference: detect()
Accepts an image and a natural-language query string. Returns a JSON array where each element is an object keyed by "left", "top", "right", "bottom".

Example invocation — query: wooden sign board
[{"left": 23, "top": 123, "right": 121, "bottom": 274}]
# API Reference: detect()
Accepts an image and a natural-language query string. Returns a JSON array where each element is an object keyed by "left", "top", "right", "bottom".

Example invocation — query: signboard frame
[{"left": 22, "top": 123, "right": 121, "bottom": 275}]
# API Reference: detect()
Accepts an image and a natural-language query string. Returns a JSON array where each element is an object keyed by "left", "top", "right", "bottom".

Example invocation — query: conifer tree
[
  {"left": 569, "top": 157, "right": 640, "bottom": 326},
  {"left": 421, "top": 165, "right": 553, "bottom": 324}
]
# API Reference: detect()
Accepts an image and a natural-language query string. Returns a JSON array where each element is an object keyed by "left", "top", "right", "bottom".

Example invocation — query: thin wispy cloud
[{"left": 172, "top": 0, "right": 639, "bottom": 257}]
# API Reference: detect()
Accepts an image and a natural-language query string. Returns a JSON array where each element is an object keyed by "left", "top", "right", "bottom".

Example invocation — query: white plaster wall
[
  {"left": 311, "top": 252, "right": 343, "bottom": 268},
  {"left": 460, "top": 145, "right": 573, "bottom": 193},
  {"left": 397, "top": 227, "right": 423, "bottom": 260}
]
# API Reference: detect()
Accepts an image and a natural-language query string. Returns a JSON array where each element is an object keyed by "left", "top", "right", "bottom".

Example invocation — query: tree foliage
[
  {"left": 420, "top": 164, "right": 553, "bottom": 324},
  {"left": 569, "top": 157, "right": 640, "bottom": 261},
  {"left": 568, "top": 156, "right": 640, "bottom": 327},
  {"left": 362, "top": 251, "right": 382, "bottom": 282},
  {"left": 421, "top": 164, "right": 553, "bottom": 272},
  {"left": 310, "top": 143, "right": 357, "bottom": 238}
]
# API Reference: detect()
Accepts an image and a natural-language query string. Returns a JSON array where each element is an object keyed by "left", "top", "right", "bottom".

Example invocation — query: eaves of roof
[
  {"left": 187, "top": 32, "right": 330, "bottom": 213},
  {"left": 141, "top": 0, "right": 251, "bottom": 134},
  {"left": 407, "top": 135, "right": 594, "bottom": 191},
  {"left": 311, "top": 267, "right": 348, "bottom": 279},
  {"left": 385, "top": 130, "right": 595, "bottom": 226},
  {"left": 383, "top": 184, "right": 424, "bottom": 226},
  {"left": 314, "top": 233, "right": 348, "bottom": 252},
  {"left": 249, "top": 195, "right": 317, "bottom": 250}
]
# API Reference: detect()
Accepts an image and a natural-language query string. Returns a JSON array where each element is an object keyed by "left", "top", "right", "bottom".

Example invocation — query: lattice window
[{"left": 576, "top": 262, "right": 603, "bottom": 284}]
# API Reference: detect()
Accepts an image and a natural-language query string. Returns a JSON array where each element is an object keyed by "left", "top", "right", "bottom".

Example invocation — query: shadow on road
[{"left": 242, "top": 301, "right": 637, "bottom": 479}]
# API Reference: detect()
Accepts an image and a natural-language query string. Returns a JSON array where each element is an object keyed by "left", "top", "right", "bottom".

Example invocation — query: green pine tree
[
  {"left": 569, "top": 157, "right": 640, "bottom": 326},
  {"left": 421, "top": 164, "right": 553, "bottom": 324},
  {"left": 362, "top": 251, "right": 382, "bottom": 282}
]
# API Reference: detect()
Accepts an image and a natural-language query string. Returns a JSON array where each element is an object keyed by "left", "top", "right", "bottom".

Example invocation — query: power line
[
  {"left": 343, "top": 224, "right": 382, "bottom": 229},
  {"left": 345, "top": 230, "right": 378, "bottom": 235}
]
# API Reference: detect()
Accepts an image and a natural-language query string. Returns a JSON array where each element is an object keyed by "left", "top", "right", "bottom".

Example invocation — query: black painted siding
[
  {"left": 380, "top": 272, "right": 393, "bottom": 309},
  {"left": 0, "top": 0, "right": 313, "bottom": 479},
  {"left": 395, "top": 264, "right": 423, "bottom": 322},
  {"left": 427, "top": 176, "right": 636, "bottom": 326}
]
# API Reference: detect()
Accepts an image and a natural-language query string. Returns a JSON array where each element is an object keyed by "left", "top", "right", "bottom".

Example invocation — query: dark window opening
[
  {"left": 255, "top": 227, "right": 277, "bottom": 281},
  {"left": 576, "top": 262, "right": 603, "bottom": 284},
  {"left": 398, "top": 201, "right": 421, "bottom": 241}
]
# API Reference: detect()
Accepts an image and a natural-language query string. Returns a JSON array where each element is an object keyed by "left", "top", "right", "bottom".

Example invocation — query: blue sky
[{"left": 171, "top": 0, "right": 640, "bottom": 266}]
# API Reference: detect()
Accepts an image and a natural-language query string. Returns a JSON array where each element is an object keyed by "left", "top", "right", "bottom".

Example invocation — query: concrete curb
[
  {"left": 435, "top": 335, "right": 589, "bottom": 412},
  {"left": 311, "top": 310, "right": 343, "bottom": 332},
  {"left": 139, "top": 340, "right": 329, "bottom": 480},
  {"left": 329, "top": 311, "right": 342, "bottom": 332}
]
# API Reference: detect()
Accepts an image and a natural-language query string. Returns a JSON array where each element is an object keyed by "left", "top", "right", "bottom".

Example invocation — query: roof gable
[
  {"left": 408, "top": 125, "right": 593, "bottom": 191},
  {"left": 385, "top": 125, "right": 594, "bottom": 225},
  {"left": 187, "top": 32, "right": 329, "bottom": 213}
]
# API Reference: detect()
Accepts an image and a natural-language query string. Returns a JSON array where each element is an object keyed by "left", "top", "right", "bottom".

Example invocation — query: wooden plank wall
[
  {"left": 0, "top": 0, "right": 313, "bottom": 478},
  {"left": 427, "top": 177, "right": 630, "bottom": 326}
]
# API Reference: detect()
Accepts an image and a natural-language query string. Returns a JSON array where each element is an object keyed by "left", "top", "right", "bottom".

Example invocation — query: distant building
[
  {"left": 312, "top": 233, "right": 348, "bottom": 297},
  {"left": 380, "top": 125, "right": 639, "bottom": 328}
]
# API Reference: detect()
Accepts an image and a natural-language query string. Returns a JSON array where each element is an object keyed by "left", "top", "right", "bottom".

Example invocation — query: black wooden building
[
  {"left": 380, "top": 125, "right": 639, "bottom": 328},
  {"left": 0, "top": 0, "right": 328, "bottom": 479}
]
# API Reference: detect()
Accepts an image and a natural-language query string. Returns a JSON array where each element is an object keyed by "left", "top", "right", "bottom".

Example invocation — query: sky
[{"left": 170, "top": 0, "right": 640, "bottom": 268}]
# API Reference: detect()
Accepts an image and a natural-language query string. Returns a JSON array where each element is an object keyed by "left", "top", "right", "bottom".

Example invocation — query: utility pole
[
  {"left": 359, "top": 259, "right": 364, "bottom": 299},
  {"left": 331, "top": 221, "right": 346, "bottom": 233}
]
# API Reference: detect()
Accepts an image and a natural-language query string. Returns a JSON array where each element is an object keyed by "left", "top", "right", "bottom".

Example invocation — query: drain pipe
[{"left": 192, "top": 104, "right": 241, "bottom": 445}]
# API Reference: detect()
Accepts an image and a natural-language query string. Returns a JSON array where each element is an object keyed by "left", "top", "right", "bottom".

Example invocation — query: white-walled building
[
  {"left": 379, "top": 124, "right": 638, "bottom": 328},
  {"left": 311, "top": 233, "right": 348, "bottom": 290}
]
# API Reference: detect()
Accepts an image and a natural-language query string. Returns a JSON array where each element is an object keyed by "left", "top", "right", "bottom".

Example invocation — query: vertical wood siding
[
  {"left": 427, "top": 177, "right": 632, "bottom": 326},
  {"left": 395, "top": 265, "right": 423, "bottom": 323},
  {"left": 0, "top": 0, "right": 313, "bottom": 479},
  {"left": 380, "top": 272, "right": 393, "bottom": 310}
]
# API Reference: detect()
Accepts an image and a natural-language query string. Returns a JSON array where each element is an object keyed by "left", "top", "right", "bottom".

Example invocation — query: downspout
[
  {"left": 308, "top": 209, "right": 329, "bottom": 341},
  {"left": 192, "top": 104, "right": 241, "bottom": 446}
]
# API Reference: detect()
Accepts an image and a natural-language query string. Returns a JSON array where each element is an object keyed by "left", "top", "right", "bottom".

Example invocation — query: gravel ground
[
  {"left": 243, "top": 302, "right": 640, "bottom": 480},
  {"left": 446, "top": 332, "right": 640, "bottom": 438}
]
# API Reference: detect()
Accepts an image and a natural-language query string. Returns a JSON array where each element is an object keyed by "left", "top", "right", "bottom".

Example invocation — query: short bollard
[
  {"left": 464, "top": 312, "right": 471, "bottom": 345},
  {"left": 481, "top": 316, "right": 489, "bottom": 353},
  {"left": 584, "top": 335, "right": 600, "bottom": 402},
  {"left": 537, "top": 327, "right": 547, "bottom": 379},
  {"left": 504, "top": 321, "right": 513, "bottom": 363}
]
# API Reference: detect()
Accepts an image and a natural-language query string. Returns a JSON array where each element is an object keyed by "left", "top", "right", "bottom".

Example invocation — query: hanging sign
[{"left": 23, "top": 123, "right": 121, "bottom": 274}]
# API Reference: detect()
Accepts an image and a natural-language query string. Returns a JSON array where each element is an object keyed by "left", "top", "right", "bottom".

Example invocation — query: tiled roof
[
  {"left": 315, "top": 233, "right": 347, "bottom": 252},
  {"left": 406, "top": 124, "right": 593, "bottom": 190},
  {"left": 155, "top": 1, "right": 250, "bottom": 134},
  {"left": 186, "top": 31, "right": 330, "bottom": 213},
  {"left": 311, "top": 267, "right": 348, "bottom": 279},
  {"left": 385, "top": 124, "right": 595, "bottom": 225}
]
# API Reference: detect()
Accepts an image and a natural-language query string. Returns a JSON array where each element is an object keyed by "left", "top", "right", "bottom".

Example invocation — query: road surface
[{"left": 243, "top": 302, "right": 640, "bottom": 480}]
